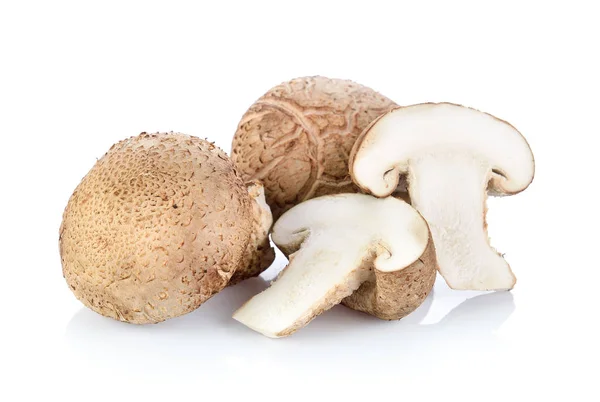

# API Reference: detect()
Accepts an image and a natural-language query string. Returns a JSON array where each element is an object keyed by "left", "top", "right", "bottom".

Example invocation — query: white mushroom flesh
[
  {"left": 233, "top": 194, "right": 429, "bottom": 338},
  {"left": 409, "top": 150, "right": 514, "bottom": 289},
  {"left": 351, "top": 103, "right": 535, "bottom": 291}
]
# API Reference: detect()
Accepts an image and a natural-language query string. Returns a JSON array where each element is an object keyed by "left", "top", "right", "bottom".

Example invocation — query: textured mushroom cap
[
  {"left": 341, "top": 236, "right": 437, "bottom": 320},
  {"left": 229, "top": 180, "right": 275, "bottom": 285},
  {"left": 351, "top": 103, "right": 535, "bottom": 197},
  {"left": 231, "top": 76, "right": 398, "bottom": 219},
  {"left": 59, "top": 132, "right": 274, "bottom": 324}
]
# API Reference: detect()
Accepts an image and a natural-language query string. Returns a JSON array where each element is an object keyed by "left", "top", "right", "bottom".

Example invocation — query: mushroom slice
[
  {"left": 233, "top": 194, "right": 436, "bottom": 338},
  {"left": 350, "top": 103, "right": 535, "bottom": 291}
]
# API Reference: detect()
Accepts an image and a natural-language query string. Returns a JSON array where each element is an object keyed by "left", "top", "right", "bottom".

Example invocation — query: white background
[{"left": 1, "top": 1, "right": 598, "bottom": 400}]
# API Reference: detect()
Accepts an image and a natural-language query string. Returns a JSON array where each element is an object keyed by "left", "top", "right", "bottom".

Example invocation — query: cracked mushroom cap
[
  {"left": 350, "top": 103, "right": 535, "bottom": 290},
  {"left": 233, "top": 194, "right": 437, "bottom": 338},
  {"left": 231, "top": 76, "right": 398, "bottom": 219},
  {"left": 59, "top": 132, "right": 274, "bottom": 324}
]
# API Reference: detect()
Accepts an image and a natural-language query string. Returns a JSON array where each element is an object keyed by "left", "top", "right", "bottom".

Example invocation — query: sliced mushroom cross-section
[
  {"left": 351, "top": 103, "right": 535, "bottom": 290},
  {"left": 233, "top": 193, "right": 437, "bottom": 338}
]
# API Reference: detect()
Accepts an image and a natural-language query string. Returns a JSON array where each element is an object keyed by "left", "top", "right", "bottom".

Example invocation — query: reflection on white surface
[{"left": 65, "top": 274, "right": 514, "bottom": 380}]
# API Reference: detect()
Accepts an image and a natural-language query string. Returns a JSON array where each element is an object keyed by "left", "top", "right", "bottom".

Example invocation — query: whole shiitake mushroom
[
  {"left": 59, "top": 132, "right": 274, "bottom": 324},
  {"left": 231, "top": 76, "right": 398, "bottom": 219}
]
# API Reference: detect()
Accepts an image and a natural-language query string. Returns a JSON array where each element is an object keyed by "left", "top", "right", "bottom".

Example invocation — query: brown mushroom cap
[
  {"left": 59, "top": 132, "right": 274, "bottom": 324},
  {"left": 341, "top": 236, "right": 437, "bottom": 320},
  {"left": 231, "top": 76, "right": 398, "bottom": 219}
]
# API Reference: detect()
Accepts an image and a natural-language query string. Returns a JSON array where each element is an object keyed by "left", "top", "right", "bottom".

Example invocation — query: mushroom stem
[
  {"left": 408, "top": 151, "right": 516, "bottom": 290},
  {"left": 233, "top": 234, "right": 370, "bottom": 338}
]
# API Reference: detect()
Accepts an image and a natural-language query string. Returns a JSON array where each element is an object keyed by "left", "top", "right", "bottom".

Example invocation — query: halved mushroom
[
  {"left": 350, "top": 102, "right": 535, "bottom": 291},
  {"left": 233, "top": 193, "right": 437, "bottom": 338}
]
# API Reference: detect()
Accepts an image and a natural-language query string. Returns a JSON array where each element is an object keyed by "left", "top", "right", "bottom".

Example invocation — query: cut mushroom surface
[
  {"left": 351, "top": 102, "right": 535, "bottom": 291},
  {"left": 233, "top": 193, "right": 436, "bottom": 338}
]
